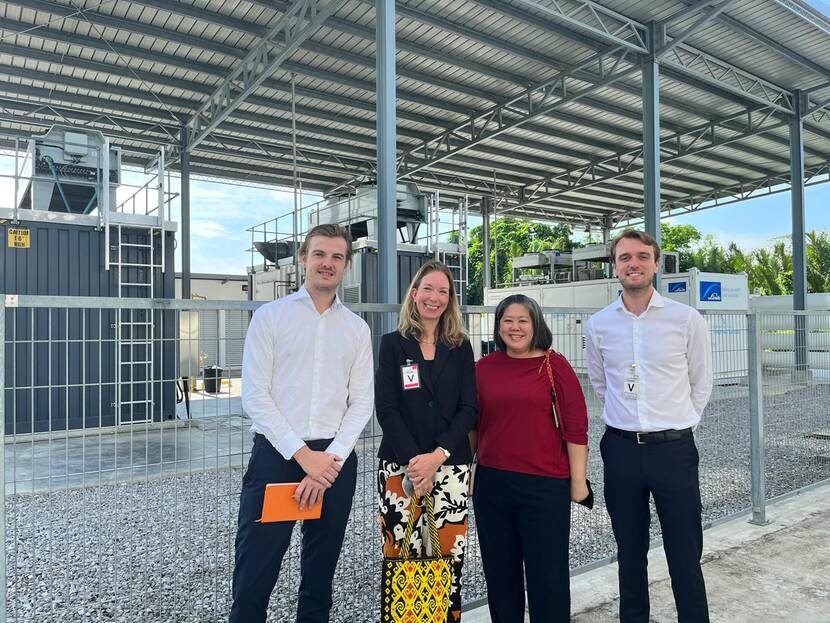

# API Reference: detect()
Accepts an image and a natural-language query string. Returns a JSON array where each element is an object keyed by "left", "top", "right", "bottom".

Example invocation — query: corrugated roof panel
[{"left": 0, "top": 0, "right": 827, "bottom": 211}]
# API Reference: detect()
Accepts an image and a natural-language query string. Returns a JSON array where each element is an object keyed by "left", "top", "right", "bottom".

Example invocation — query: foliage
[
  {"left": 464, "top": 217, "right": 577, "bottom": 304},
  {"left": 461, "top": 220, "right": 830, "bottom": 304},
  {"left": 661, "top": 223, "right": 829, "bottom": 295}
]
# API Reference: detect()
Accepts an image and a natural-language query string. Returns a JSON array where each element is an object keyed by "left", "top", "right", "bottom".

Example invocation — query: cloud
[{"left": 191, "top": 220, "right": 229, "bottom": 239}]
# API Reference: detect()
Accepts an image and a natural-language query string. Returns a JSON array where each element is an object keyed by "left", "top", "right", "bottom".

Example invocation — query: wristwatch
[{"left": 437, "top": 446, "right": 451, "bottom": 460}]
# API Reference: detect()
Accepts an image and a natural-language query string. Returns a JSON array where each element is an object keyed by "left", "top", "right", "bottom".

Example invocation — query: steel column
[
  {"left": 481, "top": 196, "right": 492, "bottom": 292},
  {"left": 643, "top": 22, "right": 663, "bottom": 244},
  {"left": 180, "top": 129, "right": 192, "bottom": 300},
  {"left": 747, "top": 313, "right": 769, "bottom": 525},
  {"left": 602, "top": 214, "right": 613, "bottom": 244},
  {"left": 643, "top": 22, "right": 663, "bottom": 292},
  {"left": 376, "top": 0, "right": 397, "bottom": 308},
  {"left": 790, "top": 90, "right": 809, "bottom": 376}
]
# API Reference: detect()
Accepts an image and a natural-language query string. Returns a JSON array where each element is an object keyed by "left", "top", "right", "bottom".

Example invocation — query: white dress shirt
[
  {"left": 586, "top": 290, "right": 713, "bottom": 432},
  {"left": 241, "top": 286, "right": 374, "bottom": 460}
]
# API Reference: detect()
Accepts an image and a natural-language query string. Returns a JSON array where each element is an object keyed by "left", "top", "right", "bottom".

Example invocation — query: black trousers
[
  {"left": 600, "top": 430, "right": 709, "bottom": 623},
  {"left": 473, "top": 465, "right": 571, "bottom": 623},
  {"left": 230, "top": 435, "right": 357, "bottom": 623}
]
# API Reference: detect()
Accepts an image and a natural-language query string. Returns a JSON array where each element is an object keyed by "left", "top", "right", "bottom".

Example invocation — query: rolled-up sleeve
[{"left": 241, "top": 307, "right": 304, "bottom": 460}]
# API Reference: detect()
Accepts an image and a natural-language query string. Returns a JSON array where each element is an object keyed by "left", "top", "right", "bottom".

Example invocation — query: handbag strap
[
  {"left": 539, "top": 350, "right": 566, "bottom": 433},
  {"left": 400, "top": 494, "right": 441, "bottom": 560}
]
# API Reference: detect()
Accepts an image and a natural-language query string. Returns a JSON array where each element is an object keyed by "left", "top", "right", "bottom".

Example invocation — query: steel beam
[
  {"left": 478, "top": 0, "right": 795, "bottom": 114},
  {"left": 514, "top": 105, "right": 789, "bottom": 210},
  {"left": 773, "top": 0, "right": 830, "bottom": 37},
  {"left": 643, "top": 22, "right": 663, "bottom": 257},
  {"left": 628, "top": 161, "right": 830, "bottom": 222},
  {"left": 512, "top": 0, "right": 648, "bottom": 54},
  {"left": 695, "top": 7, "right": 830, "bottom": 83},
  {"left": 185, "top": 0, "right": 346, "bottom": 153},
  {"left": 396, "top": 45, "right": 642, "bottom": 179},
  {"left": 4, "top": 14, "right": 810, "bottom": 172},
  {"left": 7, "top": 0, "right": 243, "bottom": 58},
  {"left": 656, "top": 0, "right": 737, "bottom": 59}
]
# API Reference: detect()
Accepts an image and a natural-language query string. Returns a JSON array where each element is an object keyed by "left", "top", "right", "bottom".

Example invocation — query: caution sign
[{"left": 8, "top": 228, "right": 30, "bottom": 249}]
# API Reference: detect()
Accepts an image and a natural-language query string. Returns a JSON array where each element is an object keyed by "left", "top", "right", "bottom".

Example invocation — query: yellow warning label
[{"left": 8, "top": 228, "right": 30, "bottom": 249}]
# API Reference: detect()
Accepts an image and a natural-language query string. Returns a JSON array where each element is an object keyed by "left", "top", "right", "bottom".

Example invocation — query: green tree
[
  {"left": 465, "top": 217, "right": 577, "bottom": 304},
  {"left": 806, "top": 231, "right": 830, "bottom": 293},
  {"left": 660, "top": 223, "right": 703, "bottom": 270}
]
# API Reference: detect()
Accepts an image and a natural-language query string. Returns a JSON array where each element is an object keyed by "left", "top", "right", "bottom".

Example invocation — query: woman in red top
[{"left": 474, "top": 294, "right": 590, "bottom": 623}]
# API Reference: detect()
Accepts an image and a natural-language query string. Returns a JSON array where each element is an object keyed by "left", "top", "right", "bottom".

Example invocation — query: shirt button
[{"left": 428, "top": 401, "right": 434, "bottom": 407}]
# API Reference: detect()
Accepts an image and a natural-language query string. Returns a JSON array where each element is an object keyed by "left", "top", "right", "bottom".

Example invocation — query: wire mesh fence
[{"left": 2, "top": 297, "right": 829, "bottom": 622}]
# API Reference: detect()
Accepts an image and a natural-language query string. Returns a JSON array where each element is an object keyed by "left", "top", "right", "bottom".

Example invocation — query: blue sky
[{"left": 157, "top": 171, "right": 830, "bottom": 276}]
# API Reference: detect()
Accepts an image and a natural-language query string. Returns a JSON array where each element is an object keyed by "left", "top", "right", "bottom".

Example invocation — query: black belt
[{"left": 606, "top": 425, "right": 692, "bottom": 445}]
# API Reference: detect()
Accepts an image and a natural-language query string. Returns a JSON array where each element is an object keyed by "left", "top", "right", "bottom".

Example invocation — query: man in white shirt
[
  {"left": 230, "top": 224, "right": 374, "bottom": 623},
  {"left": 586, "top": 229, "right": 713, "bottom": 623}
]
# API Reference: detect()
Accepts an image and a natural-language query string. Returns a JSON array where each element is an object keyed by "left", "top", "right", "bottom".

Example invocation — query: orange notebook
[{"left": 257, "top": 482, "right": 323, "bottom": 523}]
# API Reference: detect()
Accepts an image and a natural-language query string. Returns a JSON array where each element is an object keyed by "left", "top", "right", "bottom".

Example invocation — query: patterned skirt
[{"left": 378, "top": 459, "right": 471, "bottom": 623}]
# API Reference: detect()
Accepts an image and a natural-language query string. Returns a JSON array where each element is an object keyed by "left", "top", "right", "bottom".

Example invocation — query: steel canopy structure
[{"left": 1, "top": 0, "right": 829, "bottom": 288}]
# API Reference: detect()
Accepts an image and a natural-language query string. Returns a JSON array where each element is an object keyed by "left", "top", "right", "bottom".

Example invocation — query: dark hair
[
  {"left": 299, "top": 223, "right": 353, "bottom": 262},
  {"left": 493, "top": 294, "right": 553, "bottom": 353},
  {"left": 610, "top": 229, "right": 660, "bottom": 263}
]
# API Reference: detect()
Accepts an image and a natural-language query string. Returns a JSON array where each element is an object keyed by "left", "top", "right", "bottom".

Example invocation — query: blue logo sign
[
  {"left": 668, "top": 282, "right": 687, "bottom": 293},
  {"left": 700, "top": 281, "right": 722, "bottom": 302}
]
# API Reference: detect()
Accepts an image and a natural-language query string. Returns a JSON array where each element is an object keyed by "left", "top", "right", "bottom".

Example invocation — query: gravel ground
[{"left": 5, "top": 383, "right": 830, "bottom": 622}]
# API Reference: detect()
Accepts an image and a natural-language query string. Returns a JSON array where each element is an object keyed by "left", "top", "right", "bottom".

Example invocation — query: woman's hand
[
  {"left": 407, "top": 450, "right": 446, "bottom": 496},
  {"left": 570, "top": 478, "right": 590, "bottom": 503}
]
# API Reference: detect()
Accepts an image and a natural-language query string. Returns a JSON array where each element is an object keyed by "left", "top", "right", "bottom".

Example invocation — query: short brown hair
[
  {"left": 610, "top": 229, "right": 660, "bottom": 263},
  {"left": 299, "top": 223, "right": 353, "bottom": 262}
]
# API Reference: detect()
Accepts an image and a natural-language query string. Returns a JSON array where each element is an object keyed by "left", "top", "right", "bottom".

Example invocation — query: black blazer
[{"left": 375, "top": 331, "right": 478, "bottom": 466}]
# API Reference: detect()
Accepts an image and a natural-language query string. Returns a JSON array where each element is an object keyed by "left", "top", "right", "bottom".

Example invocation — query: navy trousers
[
  {"left": 473, "top": 465, "right": 571, "bottom": 623},
  {"left": 601, "top": 430, "right": 710, "bottom": 623},
  {"left": 230, "top": 435, "right": 357, "bottom": 623}
]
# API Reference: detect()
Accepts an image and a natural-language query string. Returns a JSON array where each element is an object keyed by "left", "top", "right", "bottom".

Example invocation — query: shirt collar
[
  {"left": 295, "top": 285, "right": 343, "bottom": 312},
  {"left": 615, "top": 287, "right": 665, "bottom": 316}
]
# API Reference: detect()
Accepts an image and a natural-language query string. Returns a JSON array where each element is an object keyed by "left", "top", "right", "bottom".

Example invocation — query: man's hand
[
  {"left": 294, "top": 475, "right": 327, "bottom": 511},
  {"left": 293, "top": 446, "right": 342, "bottom": 486}
]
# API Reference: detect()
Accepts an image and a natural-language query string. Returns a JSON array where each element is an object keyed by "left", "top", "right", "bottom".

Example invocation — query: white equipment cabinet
[{"left": 484, "top": 269, "right": 750, "bottom": 381}]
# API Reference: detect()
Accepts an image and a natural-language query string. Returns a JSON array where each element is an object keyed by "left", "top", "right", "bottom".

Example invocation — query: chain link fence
[{"left": 2, "top": 297, "right": 829, "bottom": 621}]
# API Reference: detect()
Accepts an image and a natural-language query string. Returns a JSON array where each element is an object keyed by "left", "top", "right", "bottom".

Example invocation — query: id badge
[
  {"left": 401, "top": 363, "right": 420, "bottom": 390},
  {"left": 623, "top": 373, "right": 639, "bottom": 400}
]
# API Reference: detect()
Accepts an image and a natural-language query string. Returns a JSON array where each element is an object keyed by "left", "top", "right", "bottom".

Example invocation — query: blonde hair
[{"left": 398, "top": 260, "right": 467, "bottom": 348}]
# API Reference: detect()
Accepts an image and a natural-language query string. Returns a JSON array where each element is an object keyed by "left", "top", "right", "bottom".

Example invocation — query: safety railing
[{"left": 2, "top": 296, "right": 830, "bottom": 621}]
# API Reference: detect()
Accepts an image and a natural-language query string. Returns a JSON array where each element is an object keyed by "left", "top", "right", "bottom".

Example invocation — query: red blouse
[{"left": 475, "top": 350, "right": 589, "bottom": 479}]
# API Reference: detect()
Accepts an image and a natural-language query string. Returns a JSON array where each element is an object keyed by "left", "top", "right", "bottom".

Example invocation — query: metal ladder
[{"left": 112, "top": 224, "right": 161, "bottom": 424}]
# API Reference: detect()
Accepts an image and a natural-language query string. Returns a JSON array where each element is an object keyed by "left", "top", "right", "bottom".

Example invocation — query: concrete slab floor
[
  {"left": 4, "top": 415, "right": 252, "bottom": 494},
  {"left": 464, "top": 481, "right": 830, "bottom": 623}
]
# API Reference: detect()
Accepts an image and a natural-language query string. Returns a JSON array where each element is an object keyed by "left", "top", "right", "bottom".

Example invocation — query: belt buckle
[{"left": 636, "top": 432, "right": 646, "bottom": 445}]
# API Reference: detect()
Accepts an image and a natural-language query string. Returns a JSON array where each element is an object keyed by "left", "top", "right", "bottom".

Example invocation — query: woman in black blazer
[{"left": 376, "top": 260, "right": 477, "bottom": 623}]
